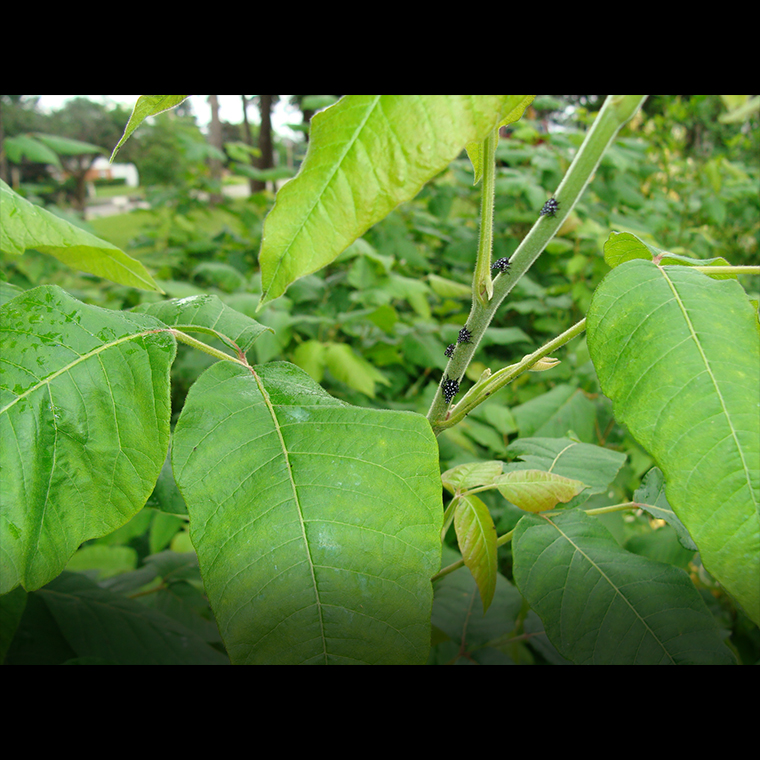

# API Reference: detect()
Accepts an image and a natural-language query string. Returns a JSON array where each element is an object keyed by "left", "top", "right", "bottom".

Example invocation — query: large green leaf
[
  {"left": 587, "top": 259, "right": 760, "bottom": 624},
  {"left": 0, "top": 285, "right": 176, "bottom": 593},
  {"left": 258, "top": 95, "right": 534, "bottom": 308},
  {"left": 0, "top": 179, "right": 162, "bottom": 292},
  {"left": 512, "top": 510, "right": 736, "bottom": 664},
  {"left": 172, "top": 360, "right": 442, "bottom": 664}
]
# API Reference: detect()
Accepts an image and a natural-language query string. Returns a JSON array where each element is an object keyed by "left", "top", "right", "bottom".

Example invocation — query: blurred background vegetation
[{"left": 2, "top": 94, "right": 758, "bottom": 662}]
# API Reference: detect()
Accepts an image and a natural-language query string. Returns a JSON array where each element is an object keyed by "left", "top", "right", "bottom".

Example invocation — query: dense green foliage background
[{"left": 1, "top": 94, "right": 758, "bottom": 664}]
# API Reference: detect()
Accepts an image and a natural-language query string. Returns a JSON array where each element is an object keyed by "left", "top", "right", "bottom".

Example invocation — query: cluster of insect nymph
[{"left": 440, "top": 199, "right": 559, "bottom": 405}]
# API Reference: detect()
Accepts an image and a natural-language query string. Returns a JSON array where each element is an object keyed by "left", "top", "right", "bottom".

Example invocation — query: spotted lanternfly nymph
[
  {"left": 540, "top": 197, "right": 560, "bottom": 217},
  {"left": 441, "top": 374, "right": 460, "bottom": 404},
  {"left": 457, "top": 326, "right": 473, "bottom": 344},
  {"left": 491, "top": 256, "right": 511, "bottom": 273},
  {"left": 444, "top": 343, "right": 456, "bottom": 358}
]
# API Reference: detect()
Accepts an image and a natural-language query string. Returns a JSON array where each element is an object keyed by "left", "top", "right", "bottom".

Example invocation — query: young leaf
[
  {"left": 587, "top": 259, "right": 760, "bottom": 625},
  {"left": 172, "top": 361, "right": 442, "bottom": 664},
  {"left": 441, "top": 461, "right": 504, "bottom": 493},
  {"left": 258, "top": 95, "right": 534, "bottom": 308},
  {"left": 512, "top": 510, "right": 736, "bottom": 664},
  {"left": 0, "top": 179, "right": 162, "bottom": 292},
  {"left": 494, "top": 469, "right": 588, "bottom": 513},
  {"left": 0, "top": 286, "right": 176, "bottom": 594},
  {"left": 453, "top": 494, "right": 498, "bottom": 613}
]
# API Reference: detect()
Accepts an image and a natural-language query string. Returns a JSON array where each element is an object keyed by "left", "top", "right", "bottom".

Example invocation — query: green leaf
[
  {"left": 0, "top": 285, "right": 176, "bottom": 593},
  {"left": 291, "top": 339, "right": 326, "bottom": 382},
  {"left": 324, "top": 341, "right": 389, "bottom": 398},
  {"left": 133, "top": 293, "right": 272, "bottom": 354},
  {"left": 634, "top": 467, "right": 698, "bottom": 552},
  {"left": 453, "top": 494, "right": 498, "bottom": 613},
  {"left": 587, "top": 259, "right": 760, "bottom": 624},
  {"left": 0, "top": 586, "right": 27, "bottom": 664},
  {"left": 428, "top": 273, "right": 472, "bottom": 299},
  {"left": 512, "top": 510, "right": 736, "bottom": 664},
  {"left": 603, "top": 231, "right": 735, "bottom": 279},
  {"left": 465, "top": 96, "right": 536, "bottom": 184},
  {"left": 258, "top": 95, "right": 534, "bottom": 308},
  {"left": 0, "top": 282, "right": 25, "bottom": 308},
  {"left": 511, "top": 384, "right": 597, "bottom": 442},
  {"left": 64, "top": 545, "right": 137, "bottom": 580},
  {"left": 29, "top": 572, "right": 228, "bottom": 664},
  {"left": 603, "top": 230, "right": 661, "bottom": 267},
  {"left": 441, "top": 460, "right": 503, "bottom": 493},
  {"left": 3, "top": 134, "right": 62, "bottom": 167},
  {"left": 191, "top": 262, "right": 246, "bottom": 293},
  {"left": 172, "top": 360, "right": 443, "bottom": 664},
  {"left": 494, "top": 470, "right": 588, "bottom": 513},
  {"left": 431, "top": 548, "right": 523, "bottom": 664},
  {"left": 0, "top": 179, "right": 162, "bottom": 292},
  {"left": 506, "top": 438, "right": 627, "bottom": 499},
  {"left": 110, "top": 95, "right": 191, "bottom": 161},
  {"left": 33, "top": 133, "right": 104, "bottom": 156}
]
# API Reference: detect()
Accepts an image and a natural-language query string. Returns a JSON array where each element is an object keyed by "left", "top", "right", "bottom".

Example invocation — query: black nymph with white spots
[
  {"left": 441, "top": 375, "right": 460, "bottom": 404},
  {"left": 540, "top": 197, "right": 560, "bottom": 217}
]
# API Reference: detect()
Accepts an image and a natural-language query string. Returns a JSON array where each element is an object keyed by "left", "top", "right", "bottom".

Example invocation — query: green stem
[
  {"left": 427, "top": 96, "right": 648, "bottom": 432},
  {"left": 437, "top": 318, "right": 587, "bottom": 433},
  {"left": 584, "top": 501, "right": 641, "bottom": 516},
  {"left": 170, "top": 329, "right": 250, "bottom": 367},
  {"left": 473, "top": 128, "right": 498, "bottom": 306}
]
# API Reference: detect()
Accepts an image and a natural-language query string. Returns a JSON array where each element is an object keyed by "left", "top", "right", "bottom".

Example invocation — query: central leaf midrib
[{"left": 250, "top": 367, "right": 328, "bottom": 664}]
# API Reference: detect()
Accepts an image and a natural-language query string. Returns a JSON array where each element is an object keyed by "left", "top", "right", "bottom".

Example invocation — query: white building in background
[{"left": 87, "top": 156, "right": 139, "bottom": 187}]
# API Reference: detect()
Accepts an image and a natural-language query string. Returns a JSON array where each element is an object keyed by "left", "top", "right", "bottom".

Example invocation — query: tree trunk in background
[
  {"left": 240, "top": 95, "right": 257, "bottom": 195},
  {"left": 207, "top": 94, "right": 223, "bottom": 205},
  {"left": 253, "top": 95, "right": 274, "bottom": 193}
]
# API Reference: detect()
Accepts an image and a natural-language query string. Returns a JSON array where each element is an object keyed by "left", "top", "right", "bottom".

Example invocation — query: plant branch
[
  {"left": 426, "top": 96, "right": 648, "bottom": 433},
  {"left": 473, "top": 128, "right": 498, "bottom": 306},
  {"left": 436, "top": 318, "right": 587, "bottom": 433}
]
